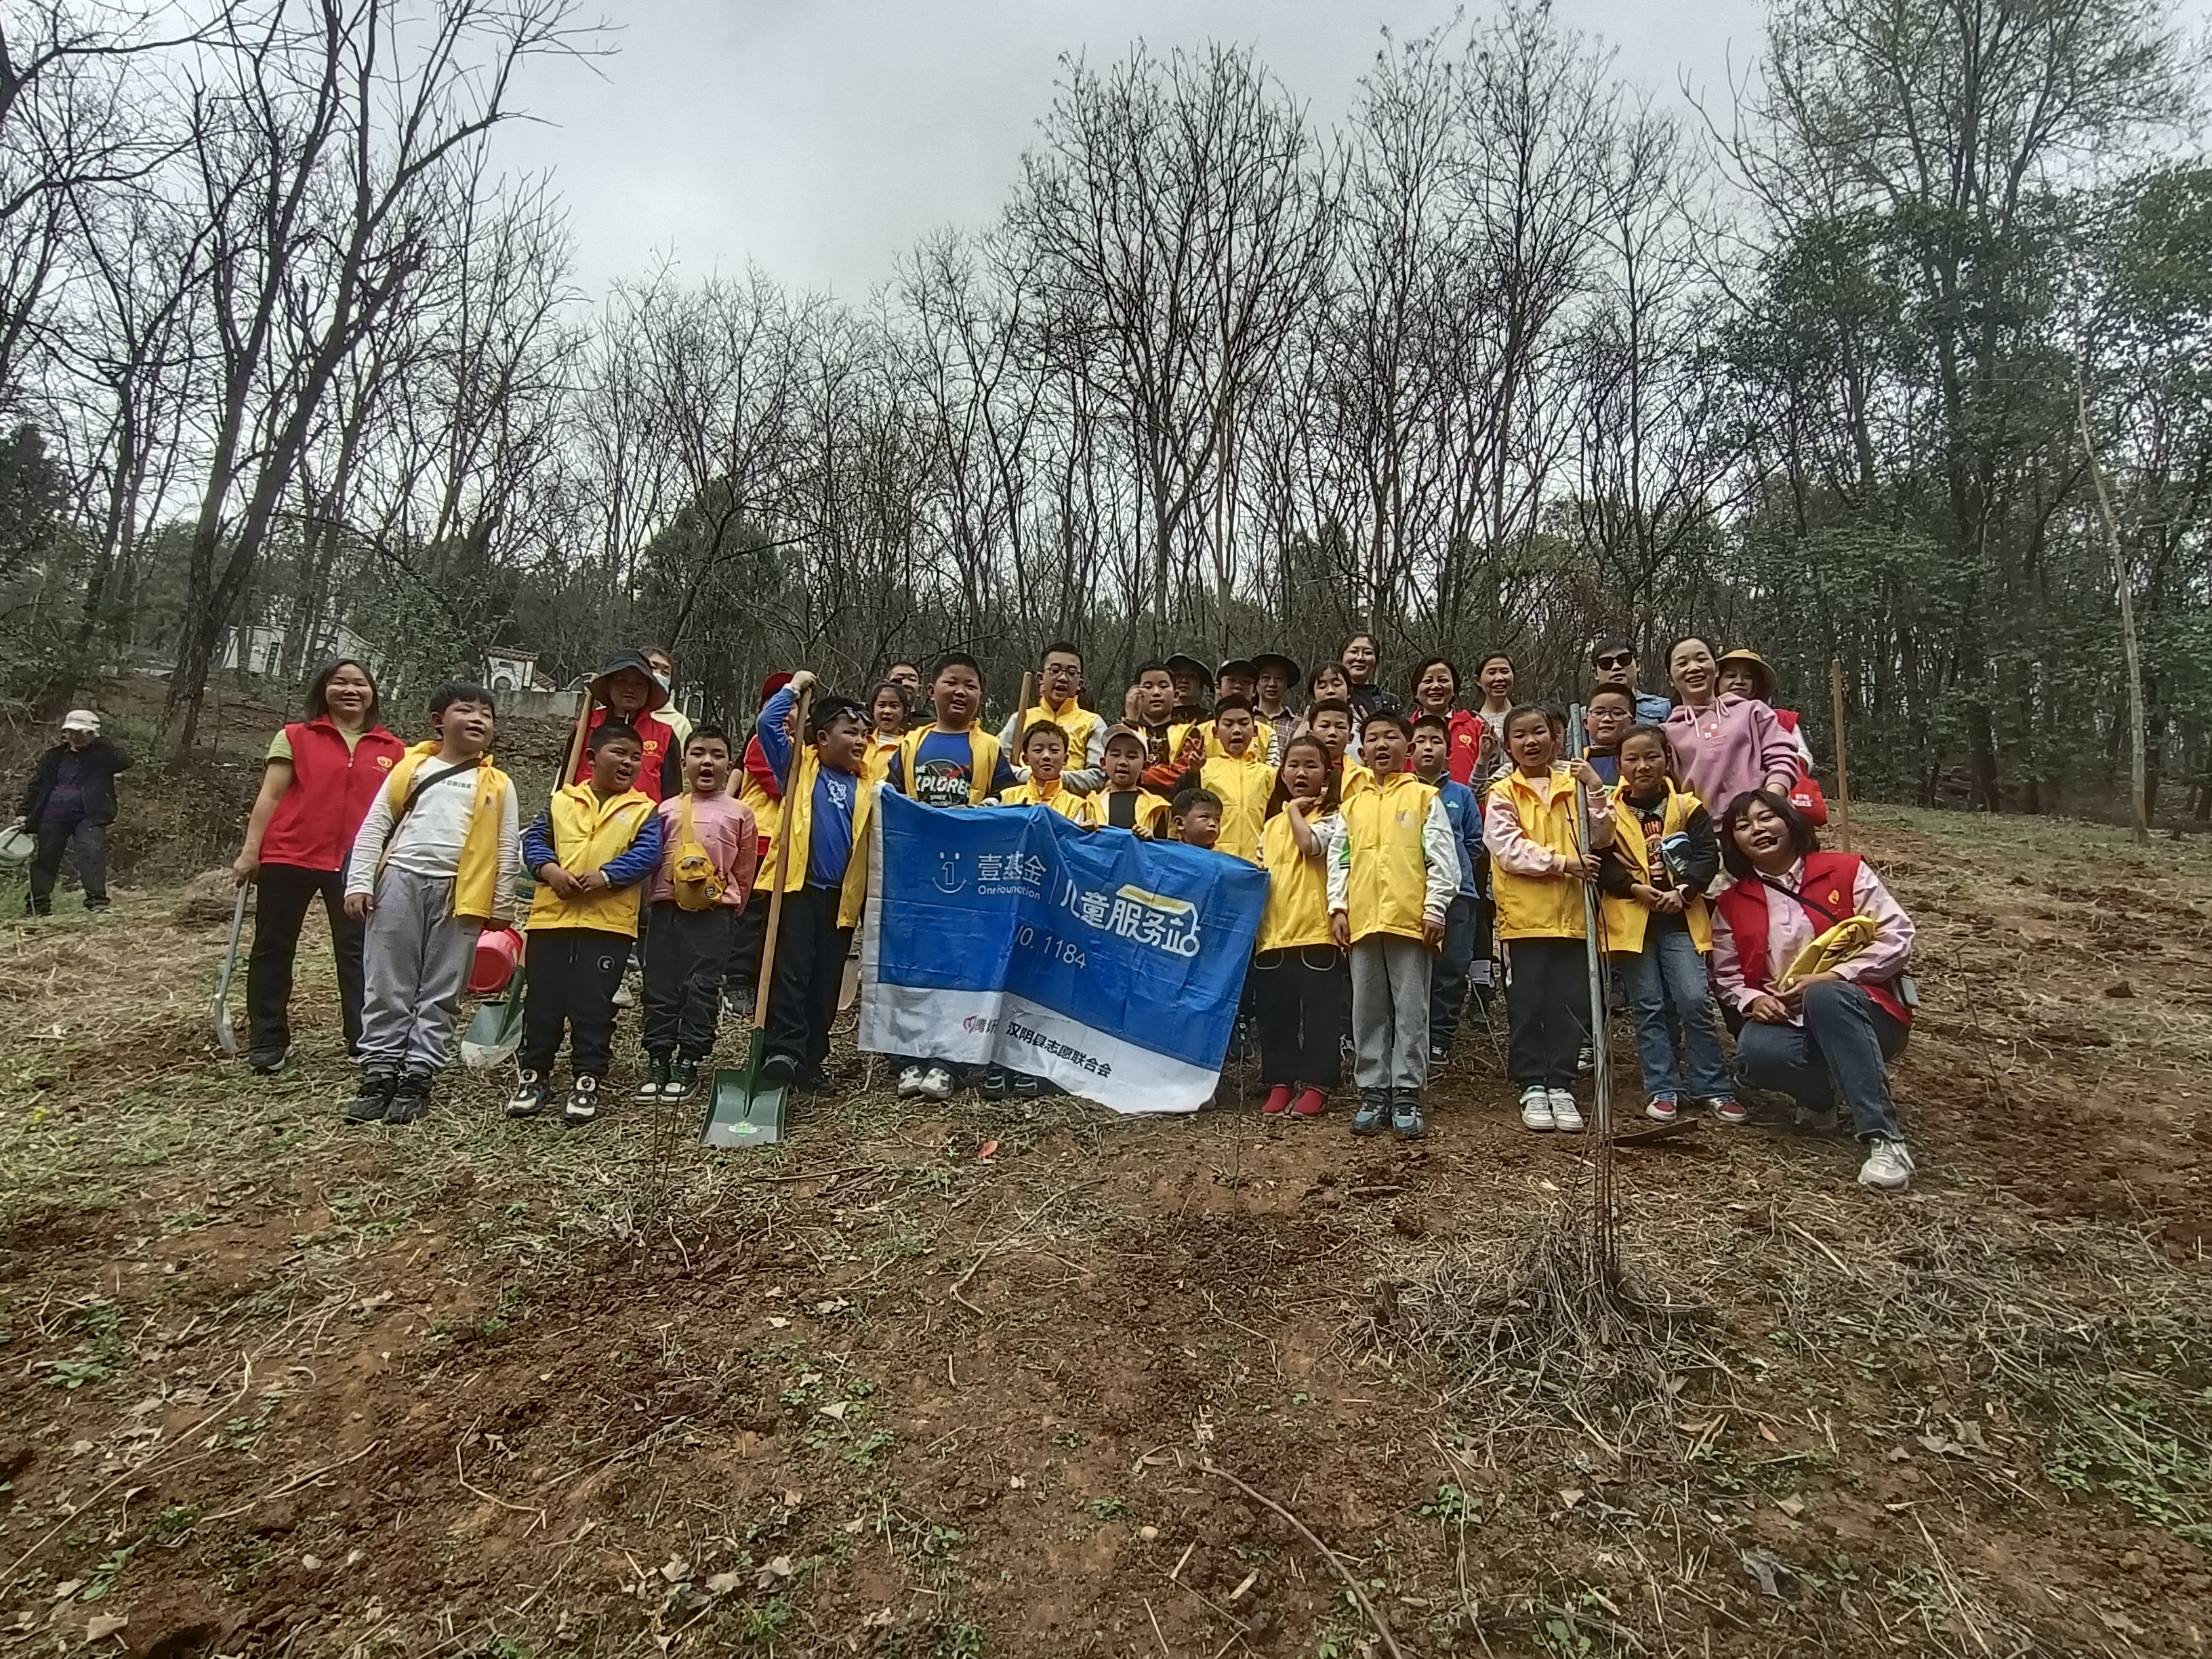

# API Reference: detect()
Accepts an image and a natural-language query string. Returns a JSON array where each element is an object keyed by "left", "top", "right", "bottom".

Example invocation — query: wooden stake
[
  {"left": 559, "top": 678, "right": 596, "bottom": 793},
  {"left": 1828, "top": 659, "right": 1851, "bottom": 853},
  {"left": 1012, "top": 671, "right": 1035, "bottom": 759},
  {"left": 752, "top": 684, "right": 814, "bottom": 1029},
  {"left": 2078, "top": 375, "right": 2151, "bottom": 844}
]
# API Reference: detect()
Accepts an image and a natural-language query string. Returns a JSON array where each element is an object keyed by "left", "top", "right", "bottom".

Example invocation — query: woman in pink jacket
[{"left": 1661, "top": 637, "right": 1799, "bottom": 813}]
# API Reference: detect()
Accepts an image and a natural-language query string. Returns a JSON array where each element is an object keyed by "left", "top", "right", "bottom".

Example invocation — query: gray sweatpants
[
  {"left": 1350, "top": 933, "right": 1432, "bottom": 1096},
  {"left": 357, "top": 865, "right": 481, "bottom": 1075}
]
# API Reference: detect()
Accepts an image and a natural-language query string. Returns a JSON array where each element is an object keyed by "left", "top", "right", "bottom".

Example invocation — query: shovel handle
[{"left": 752, "top": 684, "right": 814, "bottom": 1032}]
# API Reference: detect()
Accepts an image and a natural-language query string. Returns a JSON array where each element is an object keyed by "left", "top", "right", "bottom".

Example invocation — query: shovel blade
[
  {"left": 701, "top": 1029, "right": 785, "bottom": 1149},
  {"left": 460, "top": 966, "right": 528, "bottom": 1070}
]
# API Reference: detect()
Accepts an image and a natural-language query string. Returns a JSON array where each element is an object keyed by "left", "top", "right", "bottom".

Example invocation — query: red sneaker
[
  {"left": 1262, "top": 1085, "right": 1292, "bottom": 1115},
  {"left": 1291, "top": 1088, "right": 1327, "bottom": 1118}
]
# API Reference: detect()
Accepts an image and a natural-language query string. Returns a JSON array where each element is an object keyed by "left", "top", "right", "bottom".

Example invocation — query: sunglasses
[{"left": 1595, "top": 652, "right": 1635, "bottom": 670}]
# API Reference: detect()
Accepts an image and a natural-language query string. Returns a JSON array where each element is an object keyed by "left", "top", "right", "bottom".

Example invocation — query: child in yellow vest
[
  {"left": 1252, "top": 735, "right": 1346, "bottom": 1119},
  {"left": 1174, "top": 695, "right": 1272, "bottom": 861},
  {"left": 1097, "top": 726, "right": 1172, "bottom": 836},
  {"left": 1307, "top": 699, "right": 1373, "bottom": 798},
  {"left": 1483, "top": 705, "right": 1614, "bottom": 1133},
  {"left": 993, "top": 723, "right": 1101, "bottom": 825},
  {"left": 997, "top": 642, "right": 1105, "bottom": 792},
  {"left": 754, "top": 674, "right": 876, "bottom": 1098},
  {"left": 508, "top": 721, "right": 664, "bottom": 1126},
  {"left": 1595, "top": 724, "right": 1737, "bottom": 1125},
  {"left": 888, "top": 653, "right": 1012, "bottom": 1101},
  {"left": 1327, "top": 712, "right": 1457, "bottom": 1139},
  {"left": 863, "top": 681, "right": 909, "bottom": 787},
  {"left": 341, "top": 682, "right": 520, "bottom": 1126}
]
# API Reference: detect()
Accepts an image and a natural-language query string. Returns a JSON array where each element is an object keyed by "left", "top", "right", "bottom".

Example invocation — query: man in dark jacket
[{"left": 14, "top": 710, "right": 131, "bottom": 914}]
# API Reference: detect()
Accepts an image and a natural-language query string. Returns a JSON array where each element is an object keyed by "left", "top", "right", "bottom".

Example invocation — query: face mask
[{"left": 652, "top": 672, "right": 672, "bottom": 691}]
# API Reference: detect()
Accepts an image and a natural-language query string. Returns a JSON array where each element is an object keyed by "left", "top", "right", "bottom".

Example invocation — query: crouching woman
[{"left": 1711, "top": 789, "right": 1920, "bottom": 1192}]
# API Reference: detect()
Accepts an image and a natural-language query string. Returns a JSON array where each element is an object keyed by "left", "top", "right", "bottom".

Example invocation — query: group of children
[{"left": 326, "top": 640, "right": 1753, "bottom": 1148}]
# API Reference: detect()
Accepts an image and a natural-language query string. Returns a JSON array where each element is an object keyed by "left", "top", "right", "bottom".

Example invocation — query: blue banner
[{"left": 858, "top": 790, "right": 1268, "bottom": 1111}]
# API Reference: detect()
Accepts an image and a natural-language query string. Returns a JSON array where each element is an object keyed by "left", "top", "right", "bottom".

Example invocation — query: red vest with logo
[
  {"left": 260, "top": 720, "right": 409, "bottom": 871},
  {"left": 1713, "top": 853, "right": 1910, "bottom": 1026},
  {"left": 572, "top": 707, "right": 676, "bottom": 802}
]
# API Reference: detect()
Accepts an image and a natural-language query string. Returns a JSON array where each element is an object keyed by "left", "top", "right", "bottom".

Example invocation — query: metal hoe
[
  {"left": 210, "top": 884, "right": 248, "bottom": 1057},
  {"left": 1568, "top": 703, "right": 1620, "bottom": 1284}
]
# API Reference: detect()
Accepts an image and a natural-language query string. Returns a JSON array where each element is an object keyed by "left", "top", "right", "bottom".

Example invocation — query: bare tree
[{"left": 161, "top": 0, "right": 594, "bottom": 754}]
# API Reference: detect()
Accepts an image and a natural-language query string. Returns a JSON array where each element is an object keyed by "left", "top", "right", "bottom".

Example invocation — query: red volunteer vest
[
  {"left": 1714, "top": 853, "right": 1910, "bottom": 1026},
  {"left": 572, "top": 707, "right": 676, "bottom": 802},
  {"left": 260, "top": 720, "right": 408, "bottom": 871}
]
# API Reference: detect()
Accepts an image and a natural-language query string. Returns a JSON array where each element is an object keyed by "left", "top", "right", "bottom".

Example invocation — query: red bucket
[{"left": 469, "top": 926, "right": 523, "bottom": 996}]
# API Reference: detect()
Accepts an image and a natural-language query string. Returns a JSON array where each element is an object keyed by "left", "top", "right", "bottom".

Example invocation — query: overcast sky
[{"left": 493, "top": 0, "right": 1776, "bottom": 301}]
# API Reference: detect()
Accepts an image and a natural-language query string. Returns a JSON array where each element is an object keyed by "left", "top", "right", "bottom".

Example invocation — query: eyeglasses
[{"left": 1594, "top": 653, "right": 1635, "bottom": 670}]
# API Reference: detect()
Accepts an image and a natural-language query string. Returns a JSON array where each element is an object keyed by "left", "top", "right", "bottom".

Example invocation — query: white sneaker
[
  {"left": 1645, "top": 1095, "right": 1678, "bottom": 1124},
  {"left": 918, "top": 1065, "right": 956, "bottom": 1102},
  {"left": 1520, "top": 1086, "right": 1555, "bottom": 1131},
  {"left": 897, "top": 1065, "right": 924, "bottom": 1098},
  {"left": 1858, "top": 1138, "right": 1915, "bottom": 1191},
  {"left": 1549, "top": 1088, "right": 1584, "bottom": 1132},
  {"left": 612, "top": 981, "right": 634, "bottom": 1008}
]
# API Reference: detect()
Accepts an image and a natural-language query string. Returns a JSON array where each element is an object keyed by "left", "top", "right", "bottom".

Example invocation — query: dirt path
[{"left": 1, "top": 807, "right": 2207, "bottom": 1658}]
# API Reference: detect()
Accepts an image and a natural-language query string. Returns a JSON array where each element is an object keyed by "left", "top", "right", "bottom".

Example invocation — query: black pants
[
  {"left": 765, "top": 884, "right": 851, "bottom": 1080},
  {"left": 1251, "top": 945, "right": 1349, "bottom": 1089},
  {"left": 725, "top": 888, "right": 771, "bottom": 1006},
  {"left": 28, "top": 815, "right": 106, "bottom": 911},
  {"left": 247, "top": 863, "right": 366, "bottom": 1058},
  {"left": 520, "top": 927, "right": 630, "bottom": 1079},
  {"left": 1504, "top": 936, "right": 1591, "bottom": 1088},
  {"left": 643, "top": 901, "right": 735, "bottom": 1060}
]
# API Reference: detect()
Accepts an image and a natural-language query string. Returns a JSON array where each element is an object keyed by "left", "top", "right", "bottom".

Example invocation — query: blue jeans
[
  {"left": 1429, "top": 895, "right": 1475, "bottom": 1051},
  {"left": 1617, "top": 926, "right": 1732, "bottom": 1102},
  {"left": 1734, "top": 981, "right": 1907, "bottom": 1141}
]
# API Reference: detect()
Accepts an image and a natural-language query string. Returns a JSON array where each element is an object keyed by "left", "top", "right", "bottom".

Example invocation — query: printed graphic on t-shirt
[
  {"left": 1639, "top": 809, "right": 1670, "bottom": 887},
  {"left": 912, "top": 756, "right": 973, "bottom": 808},
  {"left": 822, "top": 773, "right": 854, "bottom": 813}
]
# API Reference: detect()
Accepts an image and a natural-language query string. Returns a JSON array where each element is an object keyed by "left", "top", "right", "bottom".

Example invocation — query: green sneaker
[{"left": 636, "top": 1053, "right": 670, "bottom": 1101}]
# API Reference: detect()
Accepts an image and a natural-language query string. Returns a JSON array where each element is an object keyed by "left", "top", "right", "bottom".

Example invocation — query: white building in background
[
  {"left": 219, "top": 610, "right": 377, "bottom": 677},
  {"left": 485, "top": 645, "right": 558, "bottom": 693}
]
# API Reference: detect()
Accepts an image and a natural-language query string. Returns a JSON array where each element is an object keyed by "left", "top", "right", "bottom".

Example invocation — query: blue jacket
[{"left": 1437, "top": 777, "right": 1483, "bottom": 899}]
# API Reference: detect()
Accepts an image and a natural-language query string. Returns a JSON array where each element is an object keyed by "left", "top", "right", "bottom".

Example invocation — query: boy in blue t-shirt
[
  {"left": 884, "top": 653, "right": 1017, "bottom": 806},
  {"left": 1412, "top": 714, "right": 1486, "bottom": 1059},
  {"left": 884, "top": 653, "right": 1015, "bottom": 1099}
]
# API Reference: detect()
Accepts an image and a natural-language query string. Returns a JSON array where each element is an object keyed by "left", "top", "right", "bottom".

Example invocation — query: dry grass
[{"left": 2, "top": 806, "right": 2210, "bottom": 1659}]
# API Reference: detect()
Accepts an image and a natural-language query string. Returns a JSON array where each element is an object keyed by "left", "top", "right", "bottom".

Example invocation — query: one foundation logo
[{"left": 1059, "top": 878, "right": 1202, "bottom": 958}]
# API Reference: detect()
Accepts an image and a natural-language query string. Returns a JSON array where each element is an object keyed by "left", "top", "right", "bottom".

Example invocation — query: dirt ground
[{"left": 0, "top": 806, "right": 2207, "bottom": 1659}]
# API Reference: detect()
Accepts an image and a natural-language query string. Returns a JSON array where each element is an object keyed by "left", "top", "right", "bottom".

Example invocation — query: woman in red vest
[
  {"left": 232, "top": 660, "right": 408, "bottom": 1073},
  {"left": 1711, "top": 789, "right": 1919, "bottom": 1191},
  {"left": 1715, "top": 648, "right": 1828, "bottom": 825}
]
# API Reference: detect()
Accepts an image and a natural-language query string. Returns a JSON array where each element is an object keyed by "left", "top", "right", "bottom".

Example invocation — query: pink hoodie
[{"left": 1663, "top": 696, "right": 1799, "bottom": 817}]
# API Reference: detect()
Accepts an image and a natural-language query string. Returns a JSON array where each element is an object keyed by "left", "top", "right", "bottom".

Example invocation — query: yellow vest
[
  {"left": 766, "top": 753, "right": 876, "bottom": 928},
  {"left": 862, "top": 734, "right": 900, "bottom": 789},
  {"left": 739, "top": 771, "right": 781, "bottom": 853},
  {"left": 1019, "top": 698, "right": 1103, "bottom": 766},
  {"left": 1601, "top": 783, "right": 1713, "bottom": 955},
  {"left": 1339, "top": 761, "right": 1376, "bottom": 800},
  {"left": 526, "top": 783, "right": 658, "bottom": 936},
  {"left": 380, "top": 744, "right": 512, "bottom": 925},
  {"left": 1340, "top": 771, "right": 1437, "bottom": 944},
  {"left": 994, "top": 778, "right": 1100, "bottom": 825},
  {"left": 1196, "top": 751, "right": 1273, "bottom": 863},
  {"left": 1257, "top": 809, "right": 1336, "bottom": 952},
  {"left": 895, "top": 725, "right": 1002, "bottom": 805},
  {"left": 1488, "top": 766, "right": 1588, "bottom": 941}
]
